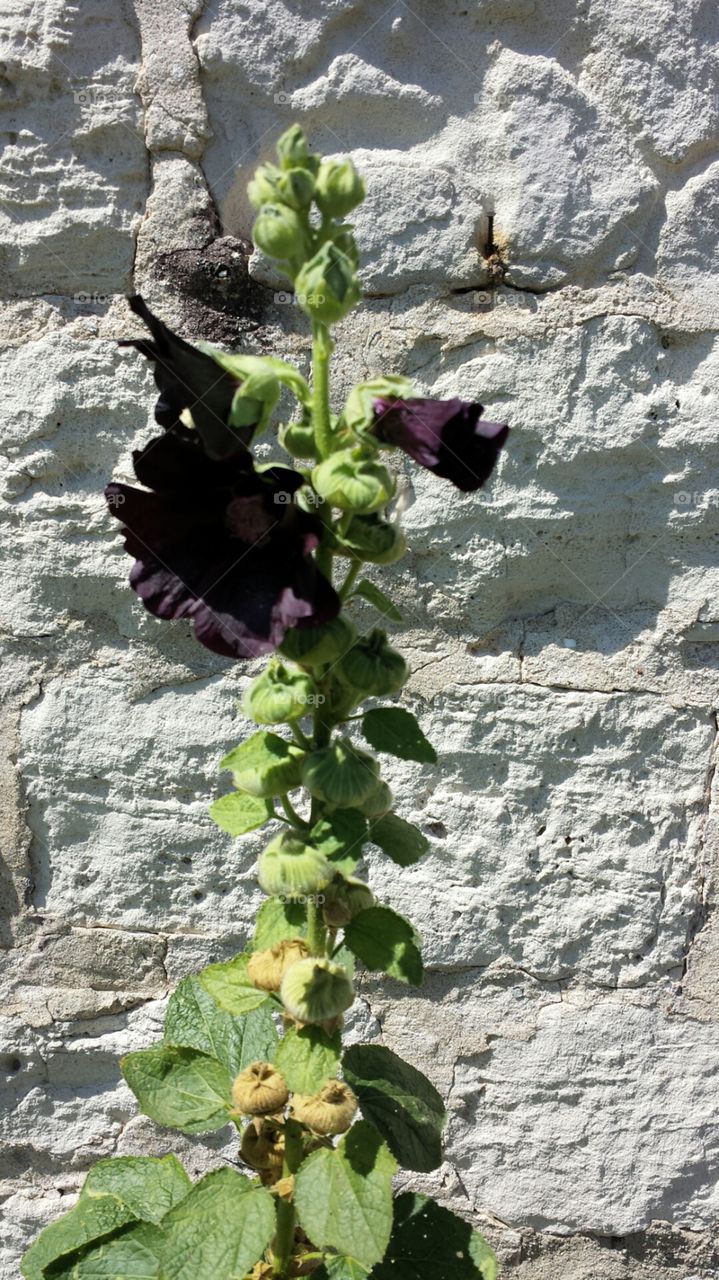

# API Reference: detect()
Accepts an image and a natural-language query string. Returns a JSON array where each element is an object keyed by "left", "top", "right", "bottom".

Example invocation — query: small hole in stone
[{"left": 192, "top": 890, "right": 205, "bottom": 902}]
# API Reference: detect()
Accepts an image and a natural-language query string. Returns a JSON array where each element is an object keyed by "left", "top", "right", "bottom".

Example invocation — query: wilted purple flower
[
  {"left": 105, "top": 429, "right": 339, "bottom": 659},
  {"left": 372, "top": 397, "right": 509, "bottom": 492},
  {"left": 120, "top": 294, "right": 249, "bottom": 462}
]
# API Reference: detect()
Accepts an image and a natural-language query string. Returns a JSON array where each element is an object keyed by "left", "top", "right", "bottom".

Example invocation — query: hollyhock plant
[{"left": 24, "top": 127, "right": 509, "bottom": 1280}]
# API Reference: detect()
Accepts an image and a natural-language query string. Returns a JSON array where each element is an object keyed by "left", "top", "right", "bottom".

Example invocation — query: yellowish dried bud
[
  {"left": 231, "top": 1062, "right": 289, "bottom": 1116},
  {"left": 240, "top": 1121, "right": 285, "bottom": 1170},
  {"left": 248, "top": 938, "right": 311, "bottom": 992},
  {"left": 272, "top": 1174, "right": 295, "bottom": 1201},
  {"left": 247, "top": 1262, "right": 273, "bottom": 1280},
  {"left": 291, "top": 1079, "right": 358, "bottom": 1136}
]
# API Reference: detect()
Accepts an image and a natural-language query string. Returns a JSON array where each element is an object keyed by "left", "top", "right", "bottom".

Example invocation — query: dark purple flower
[
  {"left": 120, "top": 295, "right": 248, "bottom": 462},
  {"left": 372, "top": 397, "right": 509, "bottom": 492},
  {"left": 105, "top": 429, "right": 339, "bottom": 659}
]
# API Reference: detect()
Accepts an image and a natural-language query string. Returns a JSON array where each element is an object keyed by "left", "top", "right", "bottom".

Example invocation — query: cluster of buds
[{"left": 250, "top": 125, "right": 363, "bottom": 328}]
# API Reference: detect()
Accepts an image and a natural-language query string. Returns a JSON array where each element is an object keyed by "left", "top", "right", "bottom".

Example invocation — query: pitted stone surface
[{"left": 1, "top": 0, "right": 719, "bottom": 1277}]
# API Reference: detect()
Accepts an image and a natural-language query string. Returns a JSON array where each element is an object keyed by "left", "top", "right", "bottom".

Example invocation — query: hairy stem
[
  {"left": 312, "top": 321, "right": 334, "bottom": 459},
  {"left": 271, "top": 1197, "right": 295, "bottom": 1277},
  {"left": 280, "top": 795, "right": 308, "bottom": 829},
  {"left": 339, "top": 559, "right": 362, "bottom": 601},
  {"left": 306, "top": 897, "right": 327, "bottom": 956}
]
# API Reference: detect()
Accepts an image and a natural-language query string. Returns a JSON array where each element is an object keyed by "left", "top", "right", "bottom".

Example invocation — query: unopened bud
[
  {"left": 302, "top": 738, "right": 379, "bottom": 808},
  {"left": 280, "top": 419, "right": 319, "bottom": 460},
  {"left": 314, "top": 159, "right": 365, "bottom": 219},
  {"left": 322, "top": 875, "right": 375, "bottom": 928},
  {"left": 358, "top": 780, "right": 393, "bottom": 820},
  {"left": 276, "top": 124, "right": 319, "bottom": 174},
  {"left": 280, "top": 958, "right": 355, "bottom": 1024},
  {"left": 253, "top": 202, "right": 307, "bottom": 262},
  {"left": 280, "top": 615, "right": 357, "bottom": 666},
  {"left": 312, "top": 449, "right": 395, "bottom": 514},
  {"left": 232, "top": 1062, "right": 289, "bottom": 1116},
  {"left": 240, "top": 1120, "right": 286, "bottom": 1169},
  {"left": 291, "top": 1079, "right": 358, "bottom": 1136},
  {"left": 258, "top": 832, "right": 332, "bottom": 899},
  {"left": 243, "top": 663, "right": 319, "bottom": 725},
  {"left": 248, "top": 938, "right": 311, "bottom": 992},
  {"left": 295, "top": 242, "right": 361, "bottom": 326},
  {"left": 337, "top": 514, "right": 406, "bottom": 565},
  {"left": 336, "top": 629, "right": 408, "bottom": 697}
]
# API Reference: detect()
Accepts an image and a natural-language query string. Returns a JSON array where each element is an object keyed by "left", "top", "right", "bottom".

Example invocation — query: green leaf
[
  {"left": 310, "top": 809, "right": 369, "bottom": 874},
  {"left": 55, "top": 1224, "right": 165, "bottom": 1279},
  {"left": 253, "top": 897, "right": 307, "bottom": 949},
  {"left": 220, "top": 731, "right": 304, "bottom": 798},
  {"left": 352, "top": 579, "right": 403, "bottom": 622},
  {"left": 275, "top": 1024, "right": 341, "bottom": 1093},
  {"left": 295, "top": 1121, "right": 396, "bottom": 1270},
  {"left": 199, "top": 953, "right": 270, "bottom": 1016},
  {"left": 342, "top": 1045, "right": 445, "bottom": 1172},
  {"left": 159, "top": 1168, "right": 275, "bottom": 1280},
  {"left": 209, "top": 792, "right": 272, "bottom": 836},
  {"left": 21, "top": 1198, "right": 136, "bottom": 1280},
  {"left": 369, "top": 813, "right": 429, "bottom": 867},
  {"left": 315, "top": 1256, "right": 371, "bottom": 1280},
  {"left": 164, "top": 975, "right": 277, "bottom": 1075},
  {"left": 80, "top": 1156, "right": 191, "bottom": 1225},
  {"left": 371, "top": 1193, "right": 497, "bottom": 1280},
  {"left": 344, "top": 907, "right": 423, "bottom": 986},
  {"left": 361, "top": 709, "right": 436, "bottom": 764},
  {"left": 120, "top": 1046, "right": 233, "bottom": 1135}
]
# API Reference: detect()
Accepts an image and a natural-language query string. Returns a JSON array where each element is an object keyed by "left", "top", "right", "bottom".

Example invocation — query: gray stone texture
[{"left": 1, "top": 0, "right": 718, "bottom": 1276}]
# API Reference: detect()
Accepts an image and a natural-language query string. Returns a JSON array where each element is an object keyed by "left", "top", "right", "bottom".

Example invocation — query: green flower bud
[
  {"left": 312, "top": 449, "right": 395, "bottom": 514},
  {"left": 332, "top": 225, "right": 359, "bottom": 268},
  {"left": 280, "top": 957, "right": 355, "bottom": 1024},
  {"left": 280, "top": 615, "right": 357, "bottom": 666},
  {"left": 221, "top": 731, "right": 305, "bottom": 798},
  {"left": 302, "top": 737, "right": 379, "bottom": 808},
  {"left": 252, "top": 202, "right": 307, "bottom": 261},
  {"left": 276, "top": 124, "right": 319, "bottom": 174},
  {"left": 337, "top": 514, "right": 406, "bottom": 565},
  {"left": 295, "top": 242, "right": 361, "bottom": 326},
  {"left": 358, "top": 779, "right": 393, "bottom": 819},
  {"left": 322, "top": 875, "right": 375, "bottom": 928},
  {"left": 315, "top": 159, "right": 365, "bottom": 219},
  {"left": 279, "top": 419, "right": 319, "bottom": 460},
  {"left": 257, "top": 831, "right": 332, "bottom": 899},
  {"left": 247, "top": 163, "right": 282, "bottom": 210},
  {"left": 336, "top": 629, "right": 409, "bottom": 697},
  {"left": 276, "top": 167, "right": 316, "bottom": 210},
  {"left": 243, "top": 662, "right": 319, "bottom": 725},
  {"left": 343, "top": 375, "right": 415, "bottom": 435}
]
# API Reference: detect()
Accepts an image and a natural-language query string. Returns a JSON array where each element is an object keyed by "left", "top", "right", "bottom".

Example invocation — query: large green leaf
[
  {"left": 120, "top": 1046, "right": 233, "bottom": 1135},
  {"left": 21, "top": 1197, "right": 136, "bottom": 1280},
  {"left": 199, "top": 953, "right": 270, "bottom": 1016},
  {"left": 294, "top": 1121, "right": 396, "bottom": 1270},
  {"left": 342, "top": 1045, "right": 444, "bottom": 1172},
  {"left": 315, "top": 1256, "right": 371, "bottom": 1280},
  {"left": 253, "top": 897, "right": 307, "bottom": 949},
  {"left": 369, "top": 814, "right": 429, "bottom": 867},
  {"left": 80, "top": 1156, "right": 191, "bottom": 1225},
  {"left": 159, "top": 1168, "right": 275, "bottom": 1280},
  {"left": 344, "top": 907, "right": 423, "bottom": 986},
  {"left": 352, "top": 580, "right": 403, "bottom": 622},
  {"left": 209, "top": 792, "right": 272, "bottom": 836},
  {"left": 52, "top": 1224, "right": 165, "bottom": 1279},
  {"left": 164, "top": 975, "right": 277, "bottom": 1075},
  {"left": 275, "top": 1024, "right": 341, "bottom": 1094},
  {"left": 370, "top": 1193, "right": 497, "bottom": 1280},
  {"left": 310, "top": 809, "right": 369, "bottom": 874},
  {"left": 361, "top": 709, "right": 436, "bottom": 764}
]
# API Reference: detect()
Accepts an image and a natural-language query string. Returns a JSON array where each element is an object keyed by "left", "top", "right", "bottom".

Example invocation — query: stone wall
[{"left": 2, "top": 1, "right": 719, "bottom": 1276}]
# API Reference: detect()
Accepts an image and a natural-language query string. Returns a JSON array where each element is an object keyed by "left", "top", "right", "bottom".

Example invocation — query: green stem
[
  {"left": 306, "top": 897, "right": 327, "bottom": 956},
  {"left": 271, "top": 1197, "right": 295, "bottom": 1278},
  {"left": 290, "top": 723, "right": 312, "bottom": 751},
  {"left": 280, "top": 795, "right": 308, "bottom": 829},
  {"left": 339, "top": 559, "right": 362, "bottom": 601},
  {"left": 312, "top": 321, "right": 334, "bottom": 459}
]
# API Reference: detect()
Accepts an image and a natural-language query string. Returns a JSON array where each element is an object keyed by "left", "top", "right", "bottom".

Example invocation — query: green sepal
[
  {"left": 220, "top": 730, "right": 304, "bottom": 798},
  {"left": 302, "top": 738, "right": 379, "bottom": 808},
  {"left": 312, "top": 449, "right": 394, "bottom": 514},
  {"left": 120, "top": 1046, "right": 234, "bottom": 1135},
  {"left": 344, "top": 907, "right": 423, "bottom": 986},
  {"left": 295, "top": 242, "right": 361, "bottom": 326},
  {"left": 280, "top": 615, "right": 357, "bottom": 666}
]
